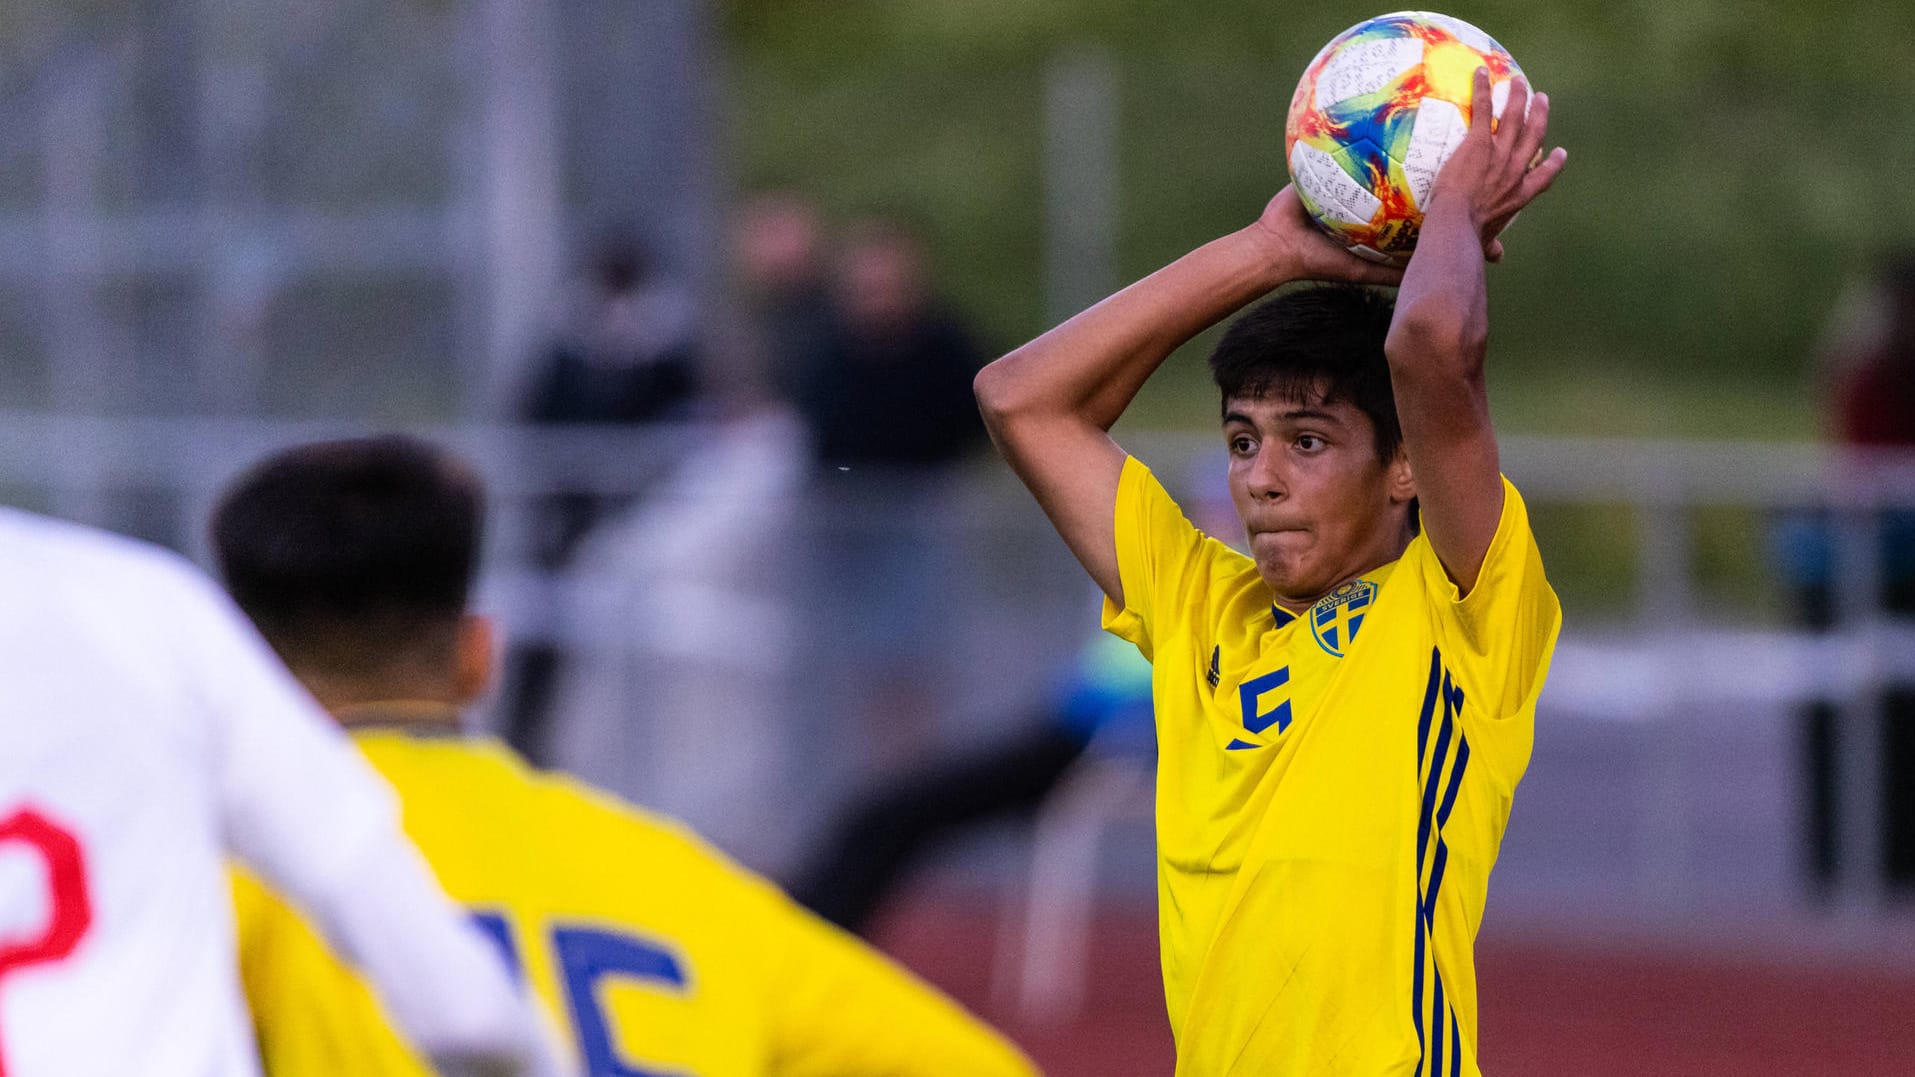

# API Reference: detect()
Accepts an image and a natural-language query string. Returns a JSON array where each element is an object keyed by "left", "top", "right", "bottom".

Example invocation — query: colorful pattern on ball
[{"left": 1285, "top": 11, "right": 1523, "bottom": 264}]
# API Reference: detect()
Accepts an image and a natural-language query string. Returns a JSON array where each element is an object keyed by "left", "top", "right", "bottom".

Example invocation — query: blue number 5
[{"left": 1239, "top": 665, "right": 1292, "bottom": 735}]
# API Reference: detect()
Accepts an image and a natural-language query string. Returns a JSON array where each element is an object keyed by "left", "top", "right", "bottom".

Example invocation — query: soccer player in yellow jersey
[
  {"left": 211, "top": 436, "right": 1037, "bottom": 1077},
  {"left": 975, "top": 71, "right": 1568, "bottom": 1075}
]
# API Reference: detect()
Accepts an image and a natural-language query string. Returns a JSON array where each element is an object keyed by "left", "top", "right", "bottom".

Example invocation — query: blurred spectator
[
  {"left": 523, "top": 226, "right": 703, "bottom": 557},
  {"left": 790, "top": 628, "right": 1153, "bottom": 933},
  {"left": 790, "top": 216, "right": 987, "bottom": 468},
  {"left": 505, "top": 228, "right": 704, "bottom": 763},
  {"left": 788, "top": 215, "right": 991, "bottom": 774},
  {"left": 731, "top": 188, "right": 839, "bottom": 408},
  {"left": 1830, "top": 252, "right": 1915, "bottom": 455},
  {"left": 1789, "top": 250, "right": 1915, "bottom": 896}
]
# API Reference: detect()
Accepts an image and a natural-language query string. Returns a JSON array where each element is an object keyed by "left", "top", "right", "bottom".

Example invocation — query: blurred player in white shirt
[{"left": 0, "top": 507, "right": 564, "bottom": 1077}]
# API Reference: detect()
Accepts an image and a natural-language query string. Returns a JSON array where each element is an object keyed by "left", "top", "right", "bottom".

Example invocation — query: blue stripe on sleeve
[
  {"left": 1412, "top": 898, "right": 1426, "bottom": 1077},
  {"left": 1414, "top": 647, "right": 1477, "bottom": 1077},
  {"left": 1450, "top": 1009, "right": 1462, "bottom": 1076},
  {"left": 1416, "top": 707, "right": 1453, "bottom": 877},
  {"left": 1416, "top": 648, "right": 1442, "bottom": 766},
  {"left": 1436, "top": 738, "right": 1471, "bottom": 827}
]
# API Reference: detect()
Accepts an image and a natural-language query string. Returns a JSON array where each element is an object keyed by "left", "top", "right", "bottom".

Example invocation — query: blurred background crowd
[{"left": 3, "top": 1, "right": 1915, "bottom": 1072}]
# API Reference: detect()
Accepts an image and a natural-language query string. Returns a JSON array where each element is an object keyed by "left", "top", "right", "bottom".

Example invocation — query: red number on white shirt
[{"left": 0, "top": 807, "right": 93, "bottom": 1077}]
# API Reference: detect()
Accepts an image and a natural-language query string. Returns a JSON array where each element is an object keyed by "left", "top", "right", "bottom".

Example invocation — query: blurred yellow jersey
[
  {"left": 1102, "top": 457, "right": 1560, "bottom": 1076},
  {"left": 233, "top": 732, "right": 1036, "bottom": 1077}
]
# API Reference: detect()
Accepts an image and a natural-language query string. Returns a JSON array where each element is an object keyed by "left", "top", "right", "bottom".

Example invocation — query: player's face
[{"left": 1223, "top": 389, "right": 1414, "bottom": 610}]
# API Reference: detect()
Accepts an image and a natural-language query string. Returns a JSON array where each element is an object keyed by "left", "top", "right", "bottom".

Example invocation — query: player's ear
[
  {"left": 1388, "top": 446, "right": 1416, "bottom": 505},
  {"left": 453, "top": 614, "right": 497, "bottom": 707}
]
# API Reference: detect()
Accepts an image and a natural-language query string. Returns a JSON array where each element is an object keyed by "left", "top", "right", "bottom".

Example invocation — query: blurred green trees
[{"left": 725, "top": 0, "right": 1915, "bottom": 436}]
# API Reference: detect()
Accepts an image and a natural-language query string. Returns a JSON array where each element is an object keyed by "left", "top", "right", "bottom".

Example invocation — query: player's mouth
[{"left": 1249, "top": 527, "right": 1311, "bottom": 552}]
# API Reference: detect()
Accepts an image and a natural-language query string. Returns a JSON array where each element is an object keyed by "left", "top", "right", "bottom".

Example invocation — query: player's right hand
[
  {"left": 1427, "top": 68, "right": 1567, "bottom": 262},
  {"left": 1251, "top": 186, "right": 1405, "bottom": 286}
]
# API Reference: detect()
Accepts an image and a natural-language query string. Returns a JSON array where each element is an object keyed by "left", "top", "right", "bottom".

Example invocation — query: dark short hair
[
  {"left": 211, "top": 435, "right": 483, "bottom": 676},
  {"left": 1209, "top": 285, "right": 1403, "bottom": 463}
]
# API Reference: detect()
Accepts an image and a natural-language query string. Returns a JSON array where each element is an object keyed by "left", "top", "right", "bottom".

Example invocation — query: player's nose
[{"left": 1247, "top": 444, "right": 1287, "bottom": 500}]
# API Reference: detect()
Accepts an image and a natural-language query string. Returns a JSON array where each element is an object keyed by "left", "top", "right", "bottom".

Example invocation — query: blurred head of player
[
  {"left": 1208, "top": 285, "right": 1417, "bottom": 607},
  {"left": 211, "top": 435, "right": 492, "bottom": 718}
]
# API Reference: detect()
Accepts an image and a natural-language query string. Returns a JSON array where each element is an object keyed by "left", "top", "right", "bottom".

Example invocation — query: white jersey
[{"left": 0, "top": 509, "right": 556, "bottom": 1076}]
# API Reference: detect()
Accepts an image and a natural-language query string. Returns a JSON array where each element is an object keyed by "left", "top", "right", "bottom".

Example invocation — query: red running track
[{"left": 872, "top": 894, "right": 1915, "bottom": 1076}]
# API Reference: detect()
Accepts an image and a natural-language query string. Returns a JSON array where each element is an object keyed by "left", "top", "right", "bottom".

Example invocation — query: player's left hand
[
  {"left": 1427, "top": 69, "right": 1567, "bottom": 262},
  {"left": 1252, "top": 186, "right": 1405, "bottom": 285}
]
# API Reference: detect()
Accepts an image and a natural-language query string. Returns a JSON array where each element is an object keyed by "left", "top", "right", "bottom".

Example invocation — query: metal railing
[{"left": 5, "top": 413, "right": 1914, "bottom": 918}]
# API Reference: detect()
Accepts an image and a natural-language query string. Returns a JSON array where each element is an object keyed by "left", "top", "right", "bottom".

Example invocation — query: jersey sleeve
[
  {"left": 1101, "top": 455, "right": 1219, "bottom": 661},
  {"left": 231, "top": 866, "right": 437, "bottom": 1077},
  {"left": 755, "top": 882, "right": 1037, "bottom": 1077},
  {"left": 1416, "top": 477, "right": 1562, "bottom": 774},
  {"left": 168, "top": 571, "right": 556, "bottom": 1075}
]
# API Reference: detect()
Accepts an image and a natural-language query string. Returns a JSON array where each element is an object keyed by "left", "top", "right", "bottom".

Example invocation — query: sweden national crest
[{"left": 1311, "top": 579, "right": 1377, "bottom": 657}]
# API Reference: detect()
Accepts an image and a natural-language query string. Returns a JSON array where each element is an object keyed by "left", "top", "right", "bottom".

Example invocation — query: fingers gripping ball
[{"left": 1285, "top": 11, "right": 1527, "bottom": 264}]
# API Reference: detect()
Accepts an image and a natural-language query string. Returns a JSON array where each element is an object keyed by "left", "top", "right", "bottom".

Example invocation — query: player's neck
[
  {"left": 294, "top": 658, "right": 478, "bottom": 730},
  {"left": 1269, "top": 533, "right": 1413, "bottom": 615},
  {"left": 329, "top": 698, "right": 466, "bottom": 732},
  {"left": 1271, "top": 565, "right": 1389, "bottom": 615}
]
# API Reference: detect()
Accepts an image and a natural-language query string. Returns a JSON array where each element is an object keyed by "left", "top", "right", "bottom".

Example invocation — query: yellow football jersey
[
  {"left": 1102, "top": 457, "right": 1560, "bottom": 1076},
  {"left": 233, "top": 733, "right": 1037, "bottom": 1077}
]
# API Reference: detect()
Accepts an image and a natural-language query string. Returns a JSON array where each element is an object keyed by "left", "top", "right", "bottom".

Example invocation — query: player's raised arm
[
  {"left": 974, "top": 189, "right": 1401, "bottom": 605},
  {"left": 1385, "top": 69, "right": 1566, "bottom": 593}
]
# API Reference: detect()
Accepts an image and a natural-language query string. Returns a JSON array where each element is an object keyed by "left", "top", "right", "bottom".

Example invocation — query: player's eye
[
  {"left": 1295, "top": 434, "right": 1326, "bottom": 452},
  {"left": 1229, "top": 435, "right": 1257, "bottom": 456}
]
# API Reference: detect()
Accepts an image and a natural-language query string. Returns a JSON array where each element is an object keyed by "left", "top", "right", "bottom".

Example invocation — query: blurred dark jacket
[{"left": 789, "top": 307, "right": 986, "bottom": 469}]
